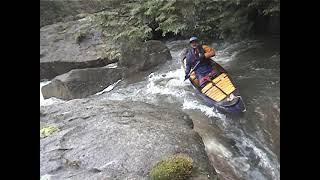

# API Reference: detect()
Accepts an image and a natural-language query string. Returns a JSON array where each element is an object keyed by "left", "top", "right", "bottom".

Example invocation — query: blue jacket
[{"left": 185, "top": 45, "right": 213, "bottom": 77}]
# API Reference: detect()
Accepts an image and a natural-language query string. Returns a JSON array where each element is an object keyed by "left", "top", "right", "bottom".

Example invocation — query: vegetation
[
  {"left": 75, "top": 31, "right": 88, "bottom": 44},
  {"left": 97, "top": 0, "right": 279, "bottom": 42},
  {"left": 41, "top": 0, "right": 280, "bottom": 42},
  {"left": 149, "top": 153, "right": 193, "bottom": 180},
  {"left": 40, "top": 125, "right": 60, "bottom": 138}
]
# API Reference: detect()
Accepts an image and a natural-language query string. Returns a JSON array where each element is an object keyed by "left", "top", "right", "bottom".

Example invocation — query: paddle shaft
[
  {"left": 184, "top": 56, "right": 217, "bottom": 81},
  {"left": 184, "top": 60, "right": 201, "bottom": 81}
]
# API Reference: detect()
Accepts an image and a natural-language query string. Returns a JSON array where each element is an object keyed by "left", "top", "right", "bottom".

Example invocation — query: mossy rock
[
  {"left": 74, "top": 13, "right": 89, "bottom": 20},
  {"left": 150, "top": 153, "right": 193, "bottom": 180},
  {"left": 105, "top": 49, "right": 122, "bottom": 61},
  {"left": 75, "top": 31, "right": 88, "bottom": 44},
  {"left": 40, "top": 125, "right": 60, "bottom": 138}
]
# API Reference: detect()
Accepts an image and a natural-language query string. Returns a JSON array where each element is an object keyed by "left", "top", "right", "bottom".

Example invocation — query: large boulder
[
  {"left": 40, "top": 16, "right": 121, "bottom": 80},
  {"left": 41, "top": 65, "right": 123, "bottom": 100},
  {"left": 40, "top": 15, "right": 172, "bottom": 81},
  {"left": 119, "top": 40, "right": 172, "bottom": 74},
  {"left": 40, "top": 99, "right": 218, "bottom": 179}
]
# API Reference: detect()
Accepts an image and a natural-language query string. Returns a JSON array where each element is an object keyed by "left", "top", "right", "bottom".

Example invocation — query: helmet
[{"left": 189, "top": 36, "right": 198, "bottom": 43}]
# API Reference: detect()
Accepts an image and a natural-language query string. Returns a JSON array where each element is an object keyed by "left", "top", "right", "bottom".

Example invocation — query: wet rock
[
  {"left": 41, "top": 66, "right": 123, "bottom": 100},
  {"left": 40, "top": 14, "right": 172, "bottom": 81},
  {"left": 119, "top": 40, "right": 172, "bottom": 74},
  {"left": 40, "top": 99, "right": 217, "bottom": 179},
  {"left": 40, "top": 17, "right": 120, "bottom": 80}
]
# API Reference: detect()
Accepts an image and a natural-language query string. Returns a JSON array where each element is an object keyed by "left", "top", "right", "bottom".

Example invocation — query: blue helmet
[{"left": 189, "top": 36, "right": 198, "bottom": 43}]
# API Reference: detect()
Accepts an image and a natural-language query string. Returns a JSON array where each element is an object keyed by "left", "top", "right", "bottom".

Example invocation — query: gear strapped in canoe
[
  {"left": 189, "top": 72, "right": 236, "bottom": 102},
  {"left": 201, "top": 73, "right": 236, "bottom": 102}
]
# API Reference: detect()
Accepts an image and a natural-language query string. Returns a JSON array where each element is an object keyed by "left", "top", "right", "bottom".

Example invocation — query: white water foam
[
  {"left": 235, "top": 135, "right": 280, "bottom": 180},
  {"left": 182, "top": 100, "right": 226, "bottom": 120},
  {"left": 95, "top": 79, "right": 122, "bottom": 95},
  {"left": 209, "top": 129, "right": 279, "bottom": 180},
  {"left": 146, "top": 68, "right": 189, "bottom": 97},
  {"left": 146, "top": 68, "right": 227, "bottom": 122},
  {"left": 205, "top": 137, "right": 233, "bottom": 159},
  {"left": 147, "top": 68, "right": 185, "bottom": 82},
  {"left": 105, "top": 63, "right": 118, "bottom": 69},
  {"left": 230, "top": 157, "right": 251, "bottom": 172},
  {"left": 213, "top": 39, "right": 263, "bottom": 64}
]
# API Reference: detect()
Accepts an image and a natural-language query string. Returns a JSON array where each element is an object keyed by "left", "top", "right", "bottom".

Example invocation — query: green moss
[
  {"left": 75, "top": 31, "right": 88, "bottom": 44},
  {"left": 150, "top": 153, "right": 193, "bottom": 180},
  {"left": 40, "top": 125, "right": 59, "bottom": 138},
  {"left": 106, "top": 49, "right": 122, "bottom": 61}
]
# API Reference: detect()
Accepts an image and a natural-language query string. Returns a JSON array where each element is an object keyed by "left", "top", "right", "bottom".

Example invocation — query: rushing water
[{"left": 40, "top": 37, "right": 280, "bottom": 180}]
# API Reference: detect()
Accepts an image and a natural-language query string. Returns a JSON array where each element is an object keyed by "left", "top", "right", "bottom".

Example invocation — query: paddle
[{"left": 184, "top": 60, "right": 201, "bottom": 81}]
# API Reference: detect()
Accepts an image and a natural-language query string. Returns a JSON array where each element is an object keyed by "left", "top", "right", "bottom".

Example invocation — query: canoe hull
[{"left": 184, "top": 58, "right": 246, "bottom": 114}]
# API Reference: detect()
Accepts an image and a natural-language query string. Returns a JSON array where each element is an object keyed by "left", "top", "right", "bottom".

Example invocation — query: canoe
[{"left": 182, "top": 58, "right": 246, "bottom": 114}]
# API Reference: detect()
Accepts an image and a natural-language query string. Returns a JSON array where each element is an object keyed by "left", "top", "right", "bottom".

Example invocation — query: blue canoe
[{"left": 183, "top": 58, "right": 246, "bottom": 114}]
